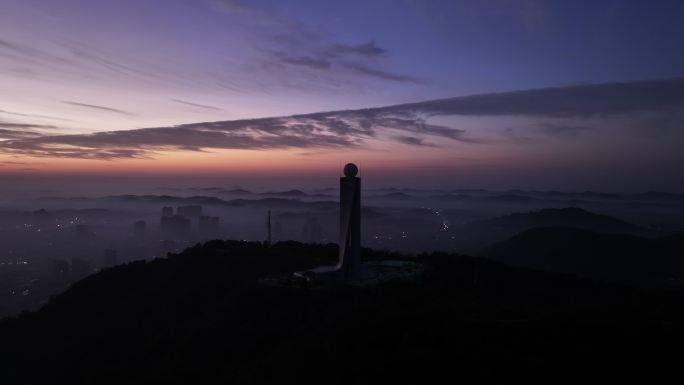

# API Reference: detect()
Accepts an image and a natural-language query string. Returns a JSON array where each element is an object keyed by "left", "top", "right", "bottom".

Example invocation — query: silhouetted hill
[
  {"left": 467, "top": 207, "right": 640, "bottom": 244},
  {"left": 260, "top": 189, "right": 309, "bottom": 197},
  {"left": 483, "top": 194, "right": 545, "bottom": 204},
  {"left": 485, "top": 227, "right": 684, "bottom": 287},
  {"left": 154, "top": 187, "right": 254, "bottom": 195},
  {"left": 2, "top": 241, "right": 684, "bottom": 383},
  {"left": 41, "top": 194, "right": 339, "bottom": 209},
  {"left": 536, "top": 190, "right": 684, "bottom": 202},
  {"left": 225, "top": 188, "right": 252, "bottom": 194},
  {"left": 661, "top": 231, "right": 684, "bottom": 249},
  {"left": 428, "top": 193, "right": 473, "bottom": 200}
]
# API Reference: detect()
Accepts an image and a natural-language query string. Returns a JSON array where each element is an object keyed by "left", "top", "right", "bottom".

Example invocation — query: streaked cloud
[
  {"left": 171, "top": 99, "right": 225, "bottom": 111},
  {"left": 0, "top": 122, "right": 57, "bottom": 129},
  {"left": 347, "top": 64, "right": 423, "bottom": 84},
  {"left": 539, "top": 123, "right": 592, "bottom": 136},
  {"left": 1, "top": 78, "right": 683, "bottom": 159},
  {"left": 328, "top": 41, "right": 388, "bottom": 57},
  {"left": 392, "top": 136, "right": 436, "bottom": 147},
  {"left": 0, "top": 109, "right": 76, "bottom": 122},
  {"left": 0, "top": 112, "right": 463, "bottom": 159},
  {"left": 275, "top": 53, "right": 332, "bottom": 70},
  {"left": 0, "top": 128, "right": 44, "bottom": 140},
  {"left": 379, "top": 77, "right": 684, "bottom": 117},
  {"left": 212, "top": 0, "right": 421, "bottom": 85},
  {"left": 62, "top": 101, "right": 131, "bottom": 115}
]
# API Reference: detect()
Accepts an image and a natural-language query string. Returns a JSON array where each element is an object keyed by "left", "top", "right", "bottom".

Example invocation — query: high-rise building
[
  {"left": 198, "top": 215, "right": 220, "bottom": 234},
  {"left": 134, "top": 220, "right": 147, "bottom": 237},
  {"left": 177, "top": 205, "right": 202, "bottom": 218},
  {"left": 161, "top": 206, "right": 174, "bottom": 217},
  {"left": 160, "top": 215, "right": 191, "bottom": 236}
]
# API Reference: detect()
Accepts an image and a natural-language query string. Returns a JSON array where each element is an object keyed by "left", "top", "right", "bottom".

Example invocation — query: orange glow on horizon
[{"left": 0, "top": 141, "right": 539, "bottom": 177}]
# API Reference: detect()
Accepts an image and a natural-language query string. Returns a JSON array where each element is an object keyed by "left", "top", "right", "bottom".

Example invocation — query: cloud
[
  {"left": 540, "top": 123, "right": 592, "bottom": 136},
  {"left": 0, "top": 109, "right": 76, "bottom": 122},
  {"left": 328, "top": 41, "right": 388, "bottom": 57},
  {"left": 171, "top": 99, "right": 225, "bottom": 111},
  {"left": 347, "top": 64, "right": 423, "bottom": 84},
  {"left": 379, "top": 77, "right": 684, "bottom": 117},
  {"left": 0, "top": 111, "right": 463, "bottom": 159},
  {"left": 261, "top": 48, "right": 419, "bottom": 84},
  {"left": 0, "top": 128, "right": 44, "bottom": 140},
  {"left": 1, "top": 2, "right": 421, "bottom": 103},
  {"left": 0, "top": 38, "right": 74, "bottom": 67},
  {"left": 0, "top": 117, "right": 362, "bottom": 159},
  {"left": 62, "top": 40, "right": 161, "bottom": 80},
  {"left": 500, "top": 127, "right": 537, "bottom": 144},
  {"left": 62, "top": 101, "right": 131, "bottom": 115},
  {"left": 213, "top": 1, "right": 420, "bottom": 86},
  {"left": 2, "top": 77, "right": 683, "bottom": 159},
  {"left": 392, "top": 136, "right": 436, "bottom": 147},
  {"left": 275, "top": 53, "right": 332, "bottom": 70},
  {"left": 365, "top": 116, "right": 473, "bottom": 141},
  {"left": 0, "top": 123, "right": 57, "bottom": 129}
]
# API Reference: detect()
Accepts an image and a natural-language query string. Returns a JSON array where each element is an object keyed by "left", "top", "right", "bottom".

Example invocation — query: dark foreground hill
[
  {"left": 486, "top": 227, "right": 684, "bottom": 287},
  {"left": 2, "top": 241, "right": 684, "bottom": 384}
]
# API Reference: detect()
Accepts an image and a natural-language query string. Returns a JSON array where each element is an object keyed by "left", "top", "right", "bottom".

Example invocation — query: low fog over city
[{"left": 2, "top": 180, "right": 683, "bottom": 317}]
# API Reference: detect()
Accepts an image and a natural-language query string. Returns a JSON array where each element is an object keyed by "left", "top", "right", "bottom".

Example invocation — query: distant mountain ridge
[
  {"left": 40, "top": 189, "right": 684, "bottom": 207},
  {"left": 469, "top": 207, "right": 640, "bottom": 237},
  {"left": 153, "top": 187, "right": 333, "bottom": 198},
  {"left": 37, "top": 194, "right": 338, "bottom": 209}
]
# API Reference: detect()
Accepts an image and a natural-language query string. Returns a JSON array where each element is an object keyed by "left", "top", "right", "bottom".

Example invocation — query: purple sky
[{"left": 1, "top": 0, "right": 684, "bottom": 192}]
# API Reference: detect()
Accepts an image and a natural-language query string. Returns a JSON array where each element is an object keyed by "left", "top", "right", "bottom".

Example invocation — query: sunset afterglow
[{"left": 1, "top": 0, "right": 683, "bottom": 191}]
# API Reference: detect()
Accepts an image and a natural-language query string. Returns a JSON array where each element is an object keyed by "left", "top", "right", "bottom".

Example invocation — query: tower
[{"left": 337, "top": 163, "right": 361, "bottom": 279}]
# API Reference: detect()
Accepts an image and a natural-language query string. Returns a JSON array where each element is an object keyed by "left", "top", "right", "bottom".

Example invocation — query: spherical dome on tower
[{"left": 343, "top": 163, "right": 358, "bottom": 177}]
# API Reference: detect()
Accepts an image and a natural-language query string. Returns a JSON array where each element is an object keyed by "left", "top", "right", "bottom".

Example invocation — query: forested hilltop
[{"left": 1, "top": 240, "right": 683, "bottom": 384}]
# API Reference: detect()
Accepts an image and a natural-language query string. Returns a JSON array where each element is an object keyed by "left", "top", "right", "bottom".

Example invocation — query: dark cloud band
[{"left": 1, "top": 78, "right": 683, "bottom": 159}]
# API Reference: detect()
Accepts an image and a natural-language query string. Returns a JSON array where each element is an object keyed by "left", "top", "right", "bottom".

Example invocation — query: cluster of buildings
[{"left": 159, "top": 205, "right": 220, "bottom": 237}]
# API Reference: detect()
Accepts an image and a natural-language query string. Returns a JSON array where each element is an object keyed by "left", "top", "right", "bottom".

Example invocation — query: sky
[{"left": 1, "top": 0, "right": 683, "bottom": 192}]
